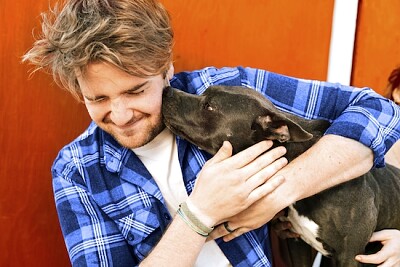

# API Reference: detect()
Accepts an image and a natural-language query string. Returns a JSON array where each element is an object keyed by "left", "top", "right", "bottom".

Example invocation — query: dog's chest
[{"left": 286, "top": 205, "right": 330, "bottom": 256}]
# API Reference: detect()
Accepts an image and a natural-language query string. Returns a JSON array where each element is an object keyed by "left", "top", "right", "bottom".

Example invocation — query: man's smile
[{"left": 110, "top": 116, "right": 146, "bottom": 135}]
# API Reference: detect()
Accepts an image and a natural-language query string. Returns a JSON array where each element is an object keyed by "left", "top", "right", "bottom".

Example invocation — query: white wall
[{"left": 326, "top": 0, "right": 359, "bottom": 85}]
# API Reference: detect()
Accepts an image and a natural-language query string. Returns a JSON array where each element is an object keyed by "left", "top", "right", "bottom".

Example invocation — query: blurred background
[{"left": 1, "top": 0, "right": 399, "bottom": 266}]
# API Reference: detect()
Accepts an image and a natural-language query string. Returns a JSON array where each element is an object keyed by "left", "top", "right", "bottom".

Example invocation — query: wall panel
[
  {"left": 1, "top": 0, "right": 90, "bottom": 266},
  {"left": 352, "top": 0, "right": 400, "bottom": 95},
  {"left": 161, "top": 0, "right": 334, "bottom": 80}
]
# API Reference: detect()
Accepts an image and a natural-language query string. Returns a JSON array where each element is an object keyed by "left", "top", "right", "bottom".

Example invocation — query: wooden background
[
  {"left": 352, "top": 0, "right": 400, "bottom": 91},
  {"left": 1, "top": 0, "right": 398, "bottom": 265}
]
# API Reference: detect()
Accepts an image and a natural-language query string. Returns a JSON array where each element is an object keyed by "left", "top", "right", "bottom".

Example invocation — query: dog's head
[{"left": 162, "top": 85, "right": 320, "bottom": 155}]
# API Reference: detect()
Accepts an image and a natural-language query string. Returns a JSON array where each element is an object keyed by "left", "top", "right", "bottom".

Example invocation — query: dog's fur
[{"left": 162, "top": 85, "right": 400, "bottom": 267}]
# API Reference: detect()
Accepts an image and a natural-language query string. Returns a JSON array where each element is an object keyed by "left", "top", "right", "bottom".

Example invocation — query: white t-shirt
[{"left": 133, "top": 128, "right": 231, "bottom": 266}]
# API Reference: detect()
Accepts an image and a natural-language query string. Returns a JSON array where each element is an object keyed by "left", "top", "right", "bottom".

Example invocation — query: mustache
[{"left": 103, "top": 113, "right": 144, "bottom": 125}]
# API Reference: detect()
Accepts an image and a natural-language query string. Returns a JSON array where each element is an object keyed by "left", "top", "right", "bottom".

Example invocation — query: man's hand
[
  {"left": 209, "top": 135, "right": 373, "bottom": 242},
  {"left": 208, "top": 205, "right": 299, "bottom": 242},
  {"left": 356, "top": 230, "right": 400, "bottom": 267},
  {"left": 188, "top": 140, "right": 288, "bottom": 227}
]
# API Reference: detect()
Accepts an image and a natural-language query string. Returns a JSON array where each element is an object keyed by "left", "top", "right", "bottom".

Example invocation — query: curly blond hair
[{"left": 23, "top": 0, "right": 174, "bottom": 99}]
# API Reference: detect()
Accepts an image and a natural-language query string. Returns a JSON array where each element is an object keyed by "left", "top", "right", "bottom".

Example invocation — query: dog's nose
[{"left": 163, "top": 86, "right": 174, "bottom": 97}]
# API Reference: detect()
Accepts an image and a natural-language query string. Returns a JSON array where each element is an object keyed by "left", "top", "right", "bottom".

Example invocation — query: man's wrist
[{"left": 186, "top": 198, "right": 216, "bottom": 227}]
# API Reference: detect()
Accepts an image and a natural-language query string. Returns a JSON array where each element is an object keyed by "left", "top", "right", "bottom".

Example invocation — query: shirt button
[
  {"left": 106, "top": 159, "right": 119, "bottom": 171},
  {"left": 164, "top": 213, "right": 171, "bottom": 221},
  {"left": 127, "top": 233, "right": 134, "bottom": 241}
]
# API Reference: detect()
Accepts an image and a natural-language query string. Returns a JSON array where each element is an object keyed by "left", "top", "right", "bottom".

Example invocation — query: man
[{"left": 23, "top": 0, "right": 400, "bottom": 266}]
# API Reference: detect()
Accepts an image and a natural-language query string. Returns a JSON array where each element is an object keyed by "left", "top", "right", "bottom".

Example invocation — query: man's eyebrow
[
  {"left": 126, "top": 81, "right": 149, "bottom": 92},
  {"left": 84, "top": 94, "right": 104, "bottom": 102}
]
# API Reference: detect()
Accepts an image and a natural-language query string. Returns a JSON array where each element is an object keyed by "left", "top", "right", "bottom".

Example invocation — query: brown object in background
[
  {"left": 384, "top": 67, "right": 400, "bottom": 168},
  {"left": 384, "top": 67, "right": 400, "bottom": 104}
]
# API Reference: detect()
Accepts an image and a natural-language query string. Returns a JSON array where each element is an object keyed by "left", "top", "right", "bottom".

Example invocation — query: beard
[{"left": 101, "top": 113, "right": 165, "bottom": 149}]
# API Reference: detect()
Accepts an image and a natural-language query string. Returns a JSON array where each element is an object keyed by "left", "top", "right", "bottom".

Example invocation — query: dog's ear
[{"left": 252, "top": 115, "right": 313, "bottom": 142}]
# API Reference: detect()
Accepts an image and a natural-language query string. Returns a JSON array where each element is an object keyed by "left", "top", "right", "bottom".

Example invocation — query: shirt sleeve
[
  {"left": 173, "top": 66, "right": 400, "bottom": 167},
  {"left": 52, "top": 154, "right": 138, "bottom": 266},
  {"left": 247, "top": 68, "right": 400, "bottom": 168}
]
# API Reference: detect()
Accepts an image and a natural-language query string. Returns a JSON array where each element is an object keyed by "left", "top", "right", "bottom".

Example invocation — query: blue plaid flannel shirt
[{"left": 52, "top": 66, "right": 400, "bottom": 266}]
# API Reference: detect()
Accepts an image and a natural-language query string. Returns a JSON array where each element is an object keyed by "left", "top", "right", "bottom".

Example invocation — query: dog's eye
[{"left": 204, "top": 103, "right": 215, "bottom": 111}]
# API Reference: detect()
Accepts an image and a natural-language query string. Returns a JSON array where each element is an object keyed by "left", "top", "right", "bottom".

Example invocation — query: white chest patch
[{"left": 286, "top": 205, "right": 330, "bottom": 256}]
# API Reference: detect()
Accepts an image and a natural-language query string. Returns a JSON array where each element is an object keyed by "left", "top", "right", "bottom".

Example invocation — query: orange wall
[
  {"left": 162, "top": 0, "right": 334, "bottom": 80},
  {"left": 1, "top": 1, "right": 90, "bottom": 266},
  {"left": 352, "top": 0, "right": 400, "bottom": 95},
  {"left": 1, "top": 0, "right": 334, "bottom": 266}
]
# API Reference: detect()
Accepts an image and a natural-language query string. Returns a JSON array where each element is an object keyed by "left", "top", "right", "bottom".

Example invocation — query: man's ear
[
  {"left": 163, "top": 63, "right": 175, "bottom": 87},
  {"left": 253, "top": 114, "right": 313, "bottom": 142},
  {"left": 166, "top": 63, "right": 174, "bottom": 80}
]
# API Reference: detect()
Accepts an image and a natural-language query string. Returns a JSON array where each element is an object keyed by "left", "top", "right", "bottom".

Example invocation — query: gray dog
[{"left": 162, "top": 85, "right": 400, "bottom": 267}]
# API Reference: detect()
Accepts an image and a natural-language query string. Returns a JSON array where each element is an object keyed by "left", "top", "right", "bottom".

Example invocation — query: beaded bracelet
[{"left": 177, "top": 202, "right": 214, "bottom": 237}]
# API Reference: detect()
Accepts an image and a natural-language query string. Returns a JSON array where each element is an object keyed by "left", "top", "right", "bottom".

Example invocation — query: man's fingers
[
  {"left": 207, "top": 223, "right": 235, "bottom": 241},
  {"left": 222, "top": 228, "right": 245, "bottom": 242},
  {"left": 356, "top": 229, "right": 400, "bottom": 266},
  {"left": 207, "top": 141, "right": 233, "bottom": 164},
  {"left": 196, "top": 141, "right": 286, "bottom": 224},
  {"left": 247, "top": 175, "right": 285, "bottom": 203},
  {"left": 369, "top": 230, "right": 391, "bottom": 242},
  {"left": 245, "top": 157, "right": 287, "bottom": 189},
  {"left": 355, "top": 252, "right": 386, "bottom": 265},
  {"left": 209, "top": 217, "right": 300, "bottom": 243},
  {"left": 228, "top": 140, "right": 274, "bottom": 169}
]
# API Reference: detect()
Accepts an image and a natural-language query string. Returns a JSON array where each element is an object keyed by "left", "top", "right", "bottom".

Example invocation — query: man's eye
[
  {"left": 86, "top": 97, "right": 106, "bottom": 103},
  {"left": 94, "top": 97, "right": 106, "bottom": 103},
  {"left": 127, "top": 90, "right": 144, "bottom": 95}
]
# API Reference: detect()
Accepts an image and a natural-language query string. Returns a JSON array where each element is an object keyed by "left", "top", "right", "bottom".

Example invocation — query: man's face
[{"left": 77, "top": 62, "right": 166, "bottom": 148}]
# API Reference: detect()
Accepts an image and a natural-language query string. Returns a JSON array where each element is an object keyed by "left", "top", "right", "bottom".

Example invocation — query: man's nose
[{"left": 109, "top": 98, "right": 133, "bottom": 126}]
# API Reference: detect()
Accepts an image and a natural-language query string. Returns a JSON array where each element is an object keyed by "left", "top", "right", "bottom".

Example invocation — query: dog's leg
[{"left": 285, "top": 238, "right": 316, "bottom": 267}]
